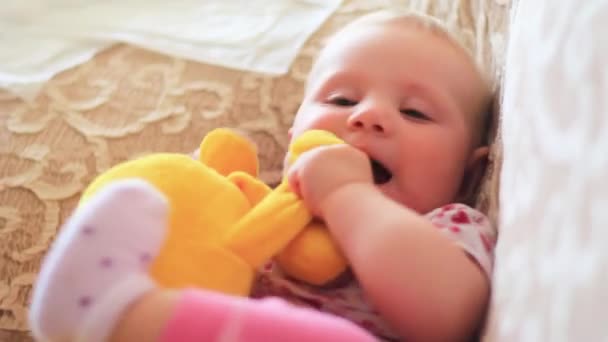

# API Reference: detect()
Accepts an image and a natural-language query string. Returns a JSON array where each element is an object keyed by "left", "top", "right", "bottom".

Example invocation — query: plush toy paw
[{"left": 278, "top": 130, "right": 349, "bottom": 285}]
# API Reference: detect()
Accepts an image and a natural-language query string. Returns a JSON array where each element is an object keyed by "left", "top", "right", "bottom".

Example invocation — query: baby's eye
[
  {"left": 400, "top": 108, "right": 430, "bottom": 121},
  {"left": 328, "top": 96, "right": 358, "bottom": 107}
]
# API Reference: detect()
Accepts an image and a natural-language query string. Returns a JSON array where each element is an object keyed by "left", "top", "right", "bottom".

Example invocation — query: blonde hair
[{"left": 341, "top": 10, "right": 466, "bottom": 49}]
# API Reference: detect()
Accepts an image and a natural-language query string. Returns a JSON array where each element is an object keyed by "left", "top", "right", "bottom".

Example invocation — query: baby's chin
[
  {"left": 377, "top": 182, "right": 426, "bottom": 214},
  {"left": 377, "top": 181, "right": 403, "bottom": 202}
]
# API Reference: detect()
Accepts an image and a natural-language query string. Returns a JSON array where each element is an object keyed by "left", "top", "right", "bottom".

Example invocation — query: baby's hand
[{"left": 287, "top": 144, "right": 372, "bottom": 217}]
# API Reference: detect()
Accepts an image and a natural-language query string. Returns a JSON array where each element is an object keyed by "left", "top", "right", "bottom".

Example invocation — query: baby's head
[{"left": 289, "top": 10, "right": 492, "bottom": 214}]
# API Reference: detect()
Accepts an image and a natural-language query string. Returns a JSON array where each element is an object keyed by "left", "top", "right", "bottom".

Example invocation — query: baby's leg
[
  {"left": 29, "top": 179, "right": 169, "bottom": 342},
  {"left": 111, "top": 288, "right": 376, "bottom": 342},
  {"left": 30, "top": 178, "right": 374, "bottom": 342}
]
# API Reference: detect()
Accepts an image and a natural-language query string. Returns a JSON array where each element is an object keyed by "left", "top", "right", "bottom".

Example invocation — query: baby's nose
[{"left": 347, "top": 105, "right": 389, "bottom": 134}]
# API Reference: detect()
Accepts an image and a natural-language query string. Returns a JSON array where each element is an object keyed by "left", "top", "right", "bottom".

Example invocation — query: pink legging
[{"left": 160, "top": 289, "right": 376, "bottom": 342}]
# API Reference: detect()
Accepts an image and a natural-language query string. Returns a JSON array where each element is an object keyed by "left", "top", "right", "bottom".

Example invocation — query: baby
[{"left": 29, "top": 10, "right": 495, "bottom": 342}]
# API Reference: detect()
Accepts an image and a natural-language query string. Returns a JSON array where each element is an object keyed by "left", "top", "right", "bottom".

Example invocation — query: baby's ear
[
  {"left": 288, "top": 127, "right": 294, "bottom": 142},
  {"left": 457, "top": 146, "right": 489, "bottom": 206}
]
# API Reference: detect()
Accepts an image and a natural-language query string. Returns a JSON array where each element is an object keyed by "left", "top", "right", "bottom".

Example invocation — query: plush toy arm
[
  {"left": 286, "top": 130, "right": 345, "bottom": 165},
  {"left": 222, "top": 181, "right": 312, "bottom": 269},
  {"left": 222, "top": 130, "right": 349, "bottom": 278},
  {"left": 227, "top": 171, "right": 271, "bottom": 207}
]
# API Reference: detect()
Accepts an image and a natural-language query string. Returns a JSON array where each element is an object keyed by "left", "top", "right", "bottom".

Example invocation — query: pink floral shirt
[{"left": 251, "top": 203, "right": 497, "bottom": 341}]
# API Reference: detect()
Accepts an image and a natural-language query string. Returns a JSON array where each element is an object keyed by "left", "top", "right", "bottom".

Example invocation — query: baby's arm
[
  {"left": 321, "top": 183, "right": 489, "bottom": 341},
  {"left": 287, "top": 144, "right": 489, "bottom": 341}
]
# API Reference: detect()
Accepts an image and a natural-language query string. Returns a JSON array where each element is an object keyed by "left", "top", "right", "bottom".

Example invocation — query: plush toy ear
[{"left": 199, "top": 128, "right": 259, "bottom": 177}]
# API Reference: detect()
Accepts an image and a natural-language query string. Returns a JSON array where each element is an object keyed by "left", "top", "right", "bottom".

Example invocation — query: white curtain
[{"left": 485, "top": 1, "right": 608, "bottom": 341}]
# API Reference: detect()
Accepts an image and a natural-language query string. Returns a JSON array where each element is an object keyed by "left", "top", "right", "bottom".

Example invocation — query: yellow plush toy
[{"left": 79, "top": 128, "right": 348, "bottom": 296}]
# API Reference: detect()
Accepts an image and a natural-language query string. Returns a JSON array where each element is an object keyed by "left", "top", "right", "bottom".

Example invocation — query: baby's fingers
[{"left": 286, "top": 164, "right": 302, "bottom": 198}]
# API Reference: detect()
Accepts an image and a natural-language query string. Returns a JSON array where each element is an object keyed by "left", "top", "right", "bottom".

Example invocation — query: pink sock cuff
[
  {"left": 160, "top": 289, "right": 374, "bottom": 342},
  {"left": 159, "top": 289, "right": 245, "bottom": 342}
]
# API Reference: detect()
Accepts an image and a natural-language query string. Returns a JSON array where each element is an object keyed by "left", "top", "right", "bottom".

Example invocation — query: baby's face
[{"left": 290, "top": 22, "right": 487, "bottom": 213}]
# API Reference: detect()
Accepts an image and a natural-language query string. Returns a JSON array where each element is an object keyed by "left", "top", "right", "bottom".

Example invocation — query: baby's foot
[{"left": 29, "top": 179, "right": 169, "bottom": 342}]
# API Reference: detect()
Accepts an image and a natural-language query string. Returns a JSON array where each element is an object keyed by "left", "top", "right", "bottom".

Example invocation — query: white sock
[{"left": 29, "top": 179, "right": 169, "bottom": 342}]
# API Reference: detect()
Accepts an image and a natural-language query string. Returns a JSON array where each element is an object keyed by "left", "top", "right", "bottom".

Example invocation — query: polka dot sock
[{"left": 29, "top": 179, "right": 169, "bottom": 342}]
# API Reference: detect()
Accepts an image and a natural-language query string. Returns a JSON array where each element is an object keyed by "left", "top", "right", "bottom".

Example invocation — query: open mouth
[{"left": 370, "top": 158, "right": 392, "bottom": 185}]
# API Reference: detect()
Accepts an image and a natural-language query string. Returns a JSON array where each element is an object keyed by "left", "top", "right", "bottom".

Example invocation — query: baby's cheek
[
  {"left": 425, "top": 174, "right": 463, "bottom": 210},
  {"left": 292, "top": 107, "right": 345, "bottom": 137}
]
